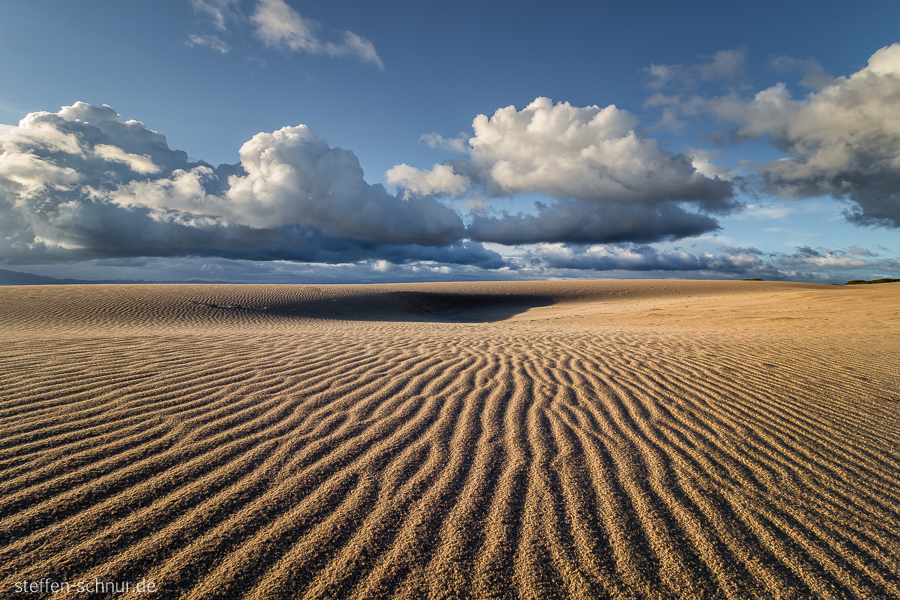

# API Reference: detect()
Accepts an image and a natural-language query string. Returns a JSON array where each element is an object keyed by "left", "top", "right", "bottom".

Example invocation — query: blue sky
[{"left": 1, "top": 0, "right": 898, "bottom": 283}]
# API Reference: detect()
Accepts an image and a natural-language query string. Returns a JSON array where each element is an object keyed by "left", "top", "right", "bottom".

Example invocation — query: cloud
[
  {"left": 94, "top": 144, "right": 161, "bottom": 174},
  {"left": 186, "top": 0, "right": 383, "bottom": 69},
  {"left": 186, "top": 33, "right": 230, "bottom": 54},
  {"left": 770, "top": 55, "right": 836, "bottom": 90},
  {"left": 372, "top": 259, "right": 396, "bottom": 273},
  {"left": 5, "top": 254, "right": 517, "bottom": 285},
  {"left": 190, "top": 0, "right": 240, "bottom": 31},
  {"left": 848, "top": 246, "right": 875, "bottom": 257},
  {"left": 468, "top": 200, "right": 720, "bottom": 245},
  {"left": 779, "top": 246, "right": 873, "bottom": 269},
  {"left": 527, "top": 243, "right": 765, "bottom": 273},
  {"left": 385, "top": 163, "right": 469, "bottom": 198},
  {"left": 391, "top": 97, "right": 733, "bottom": 245},
  {"left": 251, "top": 0, "right": 383, "bottom": 69},
  {"left": 688, "top": 148, "right": 741, "bottom": 180},
  {"left": 1, "top": 100, "right": 888, "bottom": 285},
  {"left": 519, "top": 242, "right": 894, "bottom": 283},
  {"left": 707, "top": 44, "right": 900, "bottom": 228},
  {"left": 646, "top": 49, "right": 748, "bottom": 90},
  {"left": 251, "top": 0, "right": 320, "bottom": 52},
  {"left": 643, "top": 50, "right": 749, "bottom": 131},
  {"left": 460, "top": 98, "right": 732, "bottom": 209},
  {"left": 0, "top": 102, "right": 501, "bottom": 268},
  {"left": 735, "top": 203, "right": 793, "bottom": 220},
  {"left": 420, "top": 133, "right": 469, "bottom": 153},
  {"left": 189, "top": 125, "right": 463, "bottom": 243}
]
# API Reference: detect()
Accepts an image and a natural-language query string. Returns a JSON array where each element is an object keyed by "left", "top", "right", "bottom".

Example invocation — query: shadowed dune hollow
[
  {"left": 185, "top": 290, "right": 556, "bottom": 323},
  {"left": 0, "top": 280, "right": 898, "bottom": 599}
]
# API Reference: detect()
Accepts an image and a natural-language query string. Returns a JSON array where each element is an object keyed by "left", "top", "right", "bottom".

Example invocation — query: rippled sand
[{"left": 1, "top": 280, "right": 898, "bottom": 599}]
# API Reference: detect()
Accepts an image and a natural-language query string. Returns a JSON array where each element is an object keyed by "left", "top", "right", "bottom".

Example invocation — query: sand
[{"left": 0, "top": 279, "right": 898, "bottom": 599}]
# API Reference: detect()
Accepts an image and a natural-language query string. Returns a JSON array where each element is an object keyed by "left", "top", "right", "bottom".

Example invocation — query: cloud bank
[
  {"left": 1, "top": 100, "right": 740, "bottom": 272},
  {"left": 466, "top": 200, "right": 720, "bottom": 245},
  {"left": 388, "top": 97, "right": 734, "bottom": 245},
  {"left": 5, "top": 43, "right": 898, "bottom": 284},
  {"left": 706, "top": 44, "right": 900, "bottom": 228},
  {"left": 518, "top": 243, "right": 897, "bottom": 283},
  {"left": 527, "top": 243, "right": 765, "bottom": 273},
  {"left": 0, "top": 102, "right": 499, "bottom": 267}
]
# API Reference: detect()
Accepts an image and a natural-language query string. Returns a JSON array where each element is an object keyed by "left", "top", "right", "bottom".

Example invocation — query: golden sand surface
[{"left": 0, "top": 280, "right": 898, "bottom": 599}]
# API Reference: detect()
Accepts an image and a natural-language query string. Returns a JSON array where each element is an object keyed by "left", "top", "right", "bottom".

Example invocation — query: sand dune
[{"left": 1, "top": 280, "right": 898, "bottom": 599}]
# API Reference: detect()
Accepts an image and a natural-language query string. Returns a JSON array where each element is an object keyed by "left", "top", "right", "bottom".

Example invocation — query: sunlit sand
[{"left": 1, "top": 280, "right": 898, "bottom": 599}]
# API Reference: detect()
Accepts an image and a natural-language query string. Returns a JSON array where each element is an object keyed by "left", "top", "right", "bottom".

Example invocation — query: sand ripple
[{"left": 1, "top": 281, "right": 898, "bottom": 599}]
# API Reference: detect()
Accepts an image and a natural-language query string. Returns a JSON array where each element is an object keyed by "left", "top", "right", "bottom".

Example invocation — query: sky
[{"left": 0, "top": 0, "right": 898, "bottom": 284}]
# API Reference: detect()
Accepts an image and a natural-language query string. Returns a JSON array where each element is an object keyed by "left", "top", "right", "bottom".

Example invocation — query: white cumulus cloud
[
  {"left": 391, "top": 97, "right": 734, "bottom": 245},
  {"left": 470, "top": 99, "right": 707, "bottom": 202},
  {"left": 708, "top": 43, "right": 900, "bottom": 227},
  {"left": 385, "top": 163, "right": 469, "bottom": 198},
  {"left": 94, "top": 144, "right": 160, "bottom": 174},
  {"left": 397, "top": 97, "right": 733, "bottom": 208},
  {"left": 0, "top": 102, "right": 498, "bottom": 267}
]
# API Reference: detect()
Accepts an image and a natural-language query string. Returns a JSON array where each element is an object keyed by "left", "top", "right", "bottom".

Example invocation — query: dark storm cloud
[{"left": 467, "top": 200, "right": 721, "bottom": 245}]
